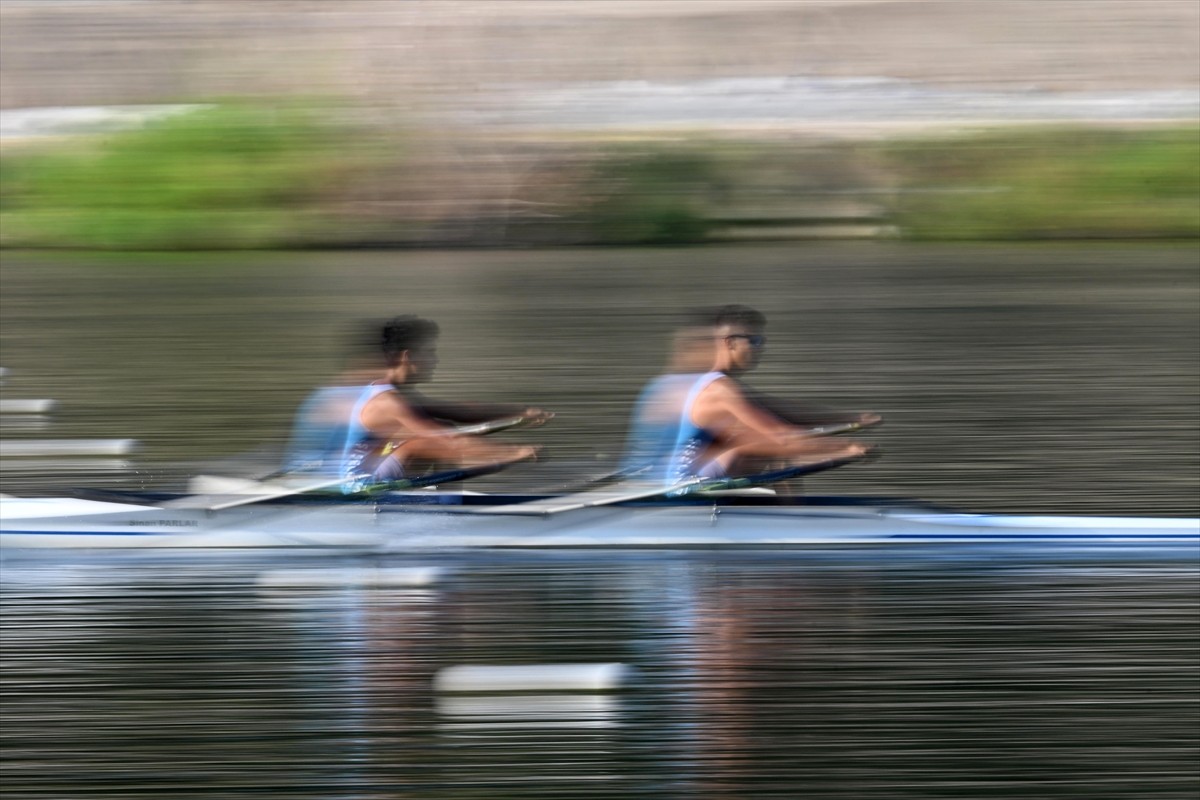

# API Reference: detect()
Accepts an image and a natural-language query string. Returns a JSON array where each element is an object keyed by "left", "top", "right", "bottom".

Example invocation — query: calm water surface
[
  {"left": 1, "top": 244, "right": 1198, "bottom": 798},
  {"left": 2, "top": 550, "right": 1198, "bottom": 799}
]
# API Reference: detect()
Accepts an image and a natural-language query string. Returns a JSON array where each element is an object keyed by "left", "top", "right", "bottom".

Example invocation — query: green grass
[
  {"left": 881, "top": 126, "right": 1200, "bottom": 240},
  {"left": 3, "top": 109, "right": 1195, "bottom": 249},
  {"left": 0, "top": 103, "right": 354, "bottom": 249}
]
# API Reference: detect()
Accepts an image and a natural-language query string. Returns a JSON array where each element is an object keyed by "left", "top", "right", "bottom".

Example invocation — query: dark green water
[{"left": 1, "top": 243, "right": 1197, "bottom": 514}]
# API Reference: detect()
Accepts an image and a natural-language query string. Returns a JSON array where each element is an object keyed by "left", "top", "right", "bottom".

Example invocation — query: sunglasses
[{"left": 725, "top": 334, "right": 767, "bottom": 348}]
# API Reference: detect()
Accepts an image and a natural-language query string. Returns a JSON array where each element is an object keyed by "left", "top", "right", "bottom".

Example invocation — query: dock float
[{"left": 434, "top": 663, "right": 633, "bottom": 693}]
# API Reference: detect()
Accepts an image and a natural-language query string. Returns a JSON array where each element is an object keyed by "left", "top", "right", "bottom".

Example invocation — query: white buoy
[
  {"left": 0, "top": 458, "right": 132, "bottom": 473},
  {"left": 434, "top": 663, "right": 633, "bottom": 693},
  {"left": 0, "top": 399, "right": 57, "bottom": 414},
  {"left": 256, "top": 567, "right": 445, "bottom": 588},
  {"left": 0, "top": 438, "right": 137, "bottom": 457}
]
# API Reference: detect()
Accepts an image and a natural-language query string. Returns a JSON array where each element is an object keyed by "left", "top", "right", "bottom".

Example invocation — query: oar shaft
[{"left": 207, "top": 474, "right": 368, "bottom": 511}]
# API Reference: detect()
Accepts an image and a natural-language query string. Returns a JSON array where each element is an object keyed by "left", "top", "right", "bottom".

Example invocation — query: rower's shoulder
[
  {"left": 696, "top": 372, "right": 743, "bottom": 399},
  {"left": 361, "top": 385, "right": 416, "bottom": 416}
]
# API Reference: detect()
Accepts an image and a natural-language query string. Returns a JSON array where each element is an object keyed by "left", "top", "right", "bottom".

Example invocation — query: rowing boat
[
  {"left": 2, "top": 486, "right": 1196, "bottom": 551},
  {"left": 2, "top": 439, "right": 1195, "bottom": 551}
]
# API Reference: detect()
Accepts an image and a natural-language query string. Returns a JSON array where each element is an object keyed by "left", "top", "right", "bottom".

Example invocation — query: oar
[
  {"left": 804, "top": 419, "right": 878, "bottom": 436},
  {"left": 475, "top": 476, "right": 709, "bottom": 516},
  {"left": 689, "top": 450, "right": 872, "bottom": 493},
  {"left": 184, "top": 458, "right": 531, "bottom": 512},
  {"left": 352, "top": 459, "right": 527, "bottom": 496},
  {"left": 448, "top": 415, "right": 536, "bottom": 436},
  {"left": 479, "top": 449, "right": 873, "bottom": 517},
  {"left": 174, "top": 474, "right": 369, "bottom": 513}
]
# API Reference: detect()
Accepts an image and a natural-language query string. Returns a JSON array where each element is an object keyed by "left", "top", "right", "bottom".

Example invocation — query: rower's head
[
  {"left": 711, "top": 304, "right": 767, "bottom": 375},
  {"left": 381, "top": 315, "right": 440, "bottom": 384},
  {"left": 667, "top": 309, "right": 720, "bottom": 373},
  {"left": 331, "top": 319, "right": 390, "bottom": 382}
]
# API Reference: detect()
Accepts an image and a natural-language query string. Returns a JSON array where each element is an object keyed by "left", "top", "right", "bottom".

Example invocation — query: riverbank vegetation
[
  {"left": 1, "top": 103, "right": 1196, "bottom": 249},
  {"left": 0, "top": 104, "right": 361, "bottom": 249},
  {"left": 883, "top": 126, "right": 1200, "bottom": 240}
]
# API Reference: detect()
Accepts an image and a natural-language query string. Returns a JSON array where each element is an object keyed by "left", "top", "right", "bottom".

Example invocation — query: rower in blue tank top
[
  {"left": 667, "top": 370, "right": 729, "bottom": 482},
  {"left": 340, "top": 382, "right": 401, "bottom": 492},
  {"left": 622, "top": 315, "right": 729, "bottom": 484},
  {"left": 283, "top": 385, "right": 369, "bottom": 476},
  {"left": 337, "top": 315, "right": 551, "bottom": 493},
  {"left": 623, "top": 306, "right": 879, "bottom": 489},
  {"left": 281, "top": 320, "right": 386, "bottom": 478},
  {"left": 623, "top": 371, "right": 727, "bottom": 484}
]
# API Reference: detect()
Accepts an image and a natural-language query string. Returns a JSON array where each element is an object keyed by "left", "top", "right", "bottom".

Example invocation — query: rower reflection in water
[
  {"left": 341, "top": 315, "right": 551, "bottom": 492},
  {"left": 623, "top": 305, "right": 878, "bottom": 488}
]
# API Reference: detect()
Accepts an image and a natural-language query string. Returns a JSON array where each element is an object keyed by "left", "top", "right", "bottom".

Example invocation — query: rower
[
  {"left": 282, "top": 320, "right": 385, "bottom": 477},
  {"left": 340, "top": 315, "right": 551, "bottom": 492},
  {"left": 623, "top": 305, "right": 878, "bottom": 488},
  {"left": 621, "top": 312, "right": 718, "bottom": 480}
]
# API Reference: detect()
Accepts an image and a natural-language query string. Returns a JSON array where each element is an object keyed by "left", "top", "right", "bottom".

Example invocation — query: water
[
  {"left": 1, "top": 243, "right": 1197, "bottom": 515},
  {"left": 2, "top": 550, "right": 1197, "bottom": 799}
]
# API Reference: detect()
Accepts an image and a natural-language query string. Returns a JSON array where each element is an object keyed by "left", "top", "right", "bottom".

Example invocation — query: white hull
[{"left": 2, "top": 494, "right": 1197, "bottom": 551}]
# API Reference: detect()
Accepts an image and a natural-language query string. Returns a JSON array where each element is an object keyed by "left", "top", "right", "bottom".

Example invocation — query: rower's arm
[
  {"left": 360, "top": 392, "right": 457, "bottom": 440},
  {"left": 406, "top": 392, "right": 550, "bottom": 426},
  {"left": 741, "top": 386, "right": 878, "bottom": 428},
  {"left": 359, "top": 391, "right": 542, "bottom": 465},
  {"left": 695, "top": 381, "right": 838, "bottom": 456}
]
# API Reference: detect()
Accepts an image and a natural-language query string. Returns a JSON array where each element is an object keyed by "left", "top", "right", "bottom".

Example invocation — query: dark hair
[
  {"left": 337, "top": 318, "right": 388, "bottom": 369},
  {"left": 381, "top": 315, "right": 439, "bottom": 364},
  {"left": 711, "top": 304, "right": 767, "bottom": 329}
]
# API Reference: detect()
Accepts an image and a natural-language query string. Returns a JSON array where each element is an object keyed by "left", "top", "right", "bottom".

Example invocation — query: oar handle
[
  {"left": 804, "top": 415, "right": 882, "bottom": 437},
  {"left": 449, "top": 415, "right": 533, "bottom": 436}
]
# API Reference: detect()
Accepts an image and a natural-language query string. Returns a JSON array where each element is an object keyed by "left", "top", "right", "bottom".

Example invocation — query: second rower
[{"left": 624, "top": 305, "right": 878, "bottom": 486}]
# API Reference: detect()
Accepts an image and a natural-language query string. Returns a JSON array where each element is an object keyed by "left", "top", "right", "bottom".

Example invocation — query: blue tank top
[
  {"left": 282, "top": 385, "right": 369, "bottom": 476},
  {"left": 339, "top": 383, "right": 395, "bottom": 490},
  {"left": 622, "top": 371, "right": 725, "bottom": 485}
]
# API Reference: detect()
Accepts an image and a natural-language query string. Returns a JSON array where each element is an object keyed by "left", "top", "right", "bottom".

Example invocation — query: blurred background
[{"left": 0, "top": 0, "right": 1197, "bottom": 513}]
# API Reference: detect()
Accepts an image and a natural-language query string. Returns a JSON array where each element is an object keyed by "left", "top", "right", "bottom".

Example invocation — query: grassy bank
[
  {"left": 0, "top": 104, "right": 364, "bottom": 249},
  {"left": 882, "top": 126, "right": 1200, "bottom": 240},
  {"left": 2, "top": 104, "right": 1196, "bottom": 249}
]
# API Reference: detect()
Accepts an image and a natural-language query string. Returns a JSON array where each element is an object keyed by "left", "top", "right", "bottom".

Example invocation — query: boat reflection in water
[{"left": 3, "top": 545, "right": 1197, "bottom": 798}]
